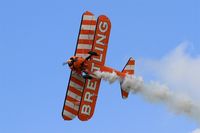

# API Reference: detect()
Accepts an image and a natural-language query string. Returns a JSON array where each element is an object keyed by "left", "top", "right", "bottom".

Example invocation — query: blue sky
[{"left": 0, "top": 0, "right": 199, "bottom": 133}]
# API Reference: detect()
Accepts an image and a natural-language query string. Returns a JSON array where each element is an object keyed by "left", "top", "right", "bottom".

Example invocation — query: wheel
[{"left": 82, "top": 74, "right": 93, "bottom": 79}]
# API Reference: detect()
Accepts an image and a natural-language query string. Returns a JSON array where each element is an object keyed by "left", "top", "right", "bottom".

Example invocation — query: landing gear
[
  {"left": 82, "top": 51, "right": 98, "bottom": 79},
  {"left": 86, "top": 51, "right": 99, "bottom": 60},
  {"left": 88, "top": 51, "right": 98, "bottom": 56},
  {"left": 82, "top": 74, "right": 93, "bottom": 79}
]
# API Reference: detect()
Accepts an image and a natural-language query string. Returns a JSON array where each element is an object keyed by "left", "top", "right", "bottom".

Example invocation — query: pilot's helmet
[{"left": 70, "top": 56, "right": 76, "bottom": 60}]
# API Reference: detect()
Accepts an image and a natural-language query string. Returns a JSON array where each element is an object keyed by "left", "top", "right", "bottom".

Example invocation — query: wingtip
[
  {"left": 62, "top": 114, "right": 73, "bottom": 121},
  {"left": 129, "top": 57, "right": 134, "bottom": 60},
  {"left": 84, "top": 11, "right": 94, "bottom": 15}
]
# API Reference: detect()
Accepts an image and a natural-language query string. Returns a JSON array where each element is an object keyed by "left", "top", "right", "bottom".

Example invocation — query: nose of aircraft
[
  {"left": 67, "top": 59, "right": 73, "bottom": 67},
  {"left": 63, "top": 58, "right": 73, "bottom": 66},
  {"left": 62, "top": 60, "right": 69, "bottom": 66}
]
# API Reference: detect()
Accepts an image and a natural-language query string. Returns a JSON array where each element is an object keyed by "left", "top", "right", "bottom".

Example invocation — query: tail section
[{"left": 120, "top": 57, "right": 135, "bottom": 99}]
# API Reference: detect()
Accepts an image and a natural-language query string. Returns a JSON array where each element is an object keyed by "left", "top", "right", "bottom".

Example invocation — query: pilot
[
  {"left": 63, "top": 51, "right": 98, "bottom": 71},
  {"left": 63, "top": 51, "right": 98, "bottom": 79}
]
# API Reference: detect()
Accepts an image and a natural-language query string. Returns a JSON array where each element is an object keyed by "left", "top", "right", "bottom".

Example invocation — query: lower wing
[{"left": 62, "top": 71, "right": 85, "bottom": 120}]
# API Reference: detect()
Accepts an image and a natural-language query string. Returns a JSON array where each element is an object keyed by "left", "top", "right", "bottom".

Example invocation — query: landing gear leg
[{"left": 85, "top": 51, "right": 99, "bottom": 60}]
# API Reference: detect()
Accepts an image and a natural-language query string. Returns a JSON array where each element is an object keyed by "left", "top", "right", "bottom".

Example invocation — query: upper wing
[
  {"left": 75, "top": 11, "right": 97, "bottom": 58},
  {"left": 78, "top": 15, "right": 111, "bottom": 121},
  {"left": 62, "top": 11, "right": 97, "bottom": 120}
]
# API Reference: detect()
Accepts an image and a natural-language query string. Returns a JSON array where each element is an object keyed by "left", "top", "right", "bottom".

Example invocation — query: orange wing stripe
[
  {"left": 82, "top": 20, "right": 96, "bottom": 25},
  {"left": 71, "top": 76, "right": 85, "bottom": 87},
  {"left": 76, "top": 49, "right": 91, "bottom": 54},
  {"left": 64, "top": 106, "right": 78, "bottom": 115},
  {"left": 66, "top": 95, "right": 81, "bottom": 104},
  {"left": 78, "top": 39, "right": 93, "bottom": 44},
  {"left": 80, "top": 30, "right": 95, "bottom": 35},
  {"left": 69, "top": 86, "right": 83, "bottom": 96},
  {"left": 62, "top": 115, "right": 73, "bottom": 120}
]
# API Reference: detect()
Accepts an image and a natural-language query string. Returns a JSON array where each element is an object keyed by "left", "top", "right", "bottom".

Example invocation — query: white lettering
[
  {"left": 84, "top": 92, "right": 93, "bottom": 103},
  {"left": 81, "top": 105, "right": 91, "bottom": 115},
  {"left": 91, "top": 63, "right": 100, "bottom": 72},
  {"left": 87, "top": 79, "right": 97, "bottom": 91},
  {"left": 96, "top": 34, "right": 106, "bottom": 45},
  {"left": 95, "top": 46, "right": 103, "bottom": 51},
  {"left": 93, "top": 54, "right": 102, "bottom": 62},
  {"left": 99, "top": 21, "right": 108, "bottom": 33}
]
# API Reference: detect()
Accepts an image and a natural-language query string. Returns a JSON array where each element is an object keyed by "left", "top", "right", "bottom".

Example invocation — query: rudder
[{"left": 120, "top": 57, "right": 135, "bottom": 99}]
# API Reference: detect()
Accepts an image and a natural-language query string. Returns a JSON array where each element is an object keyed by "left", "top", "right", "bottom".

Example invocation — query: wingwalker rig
[{"left": 62, "top": 11, "right": 135, "bottom": 121}]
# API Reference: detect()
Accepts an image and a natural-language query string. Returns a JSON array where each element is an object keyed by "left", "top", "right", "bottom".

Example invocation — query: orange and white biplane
[{"left": 62, "top": 11, "right": 135, "bottom": 121}]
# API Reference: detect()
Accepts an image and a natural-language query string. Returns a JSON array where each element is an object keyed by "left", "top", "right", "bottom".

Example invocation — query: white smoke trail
[
  {"left": 94, "top": 71, "right": 119, "bottom": 84},
  {"left": 143, "top": 43, "right": 200, "bottom": 102},
  {"left": 94, "top": 71, "right": 200, "bottom": 124},
  {"left": 192, "top": 129, "right": 200, "bottom": 133}
]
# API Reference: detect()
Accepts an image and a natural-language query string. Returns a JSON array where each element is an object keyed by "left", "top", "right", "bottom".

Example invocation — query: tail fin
[{"left": 120, "top": 57, "right": 135, "bottom": 99}]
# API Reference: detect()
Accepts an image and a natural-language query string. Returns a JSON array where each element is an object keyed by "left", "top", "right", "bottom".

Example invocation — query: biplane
[{"left": 62, "top": 11, "right": 135, "bottom": 121}]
